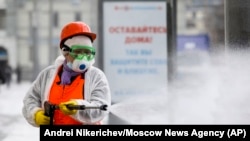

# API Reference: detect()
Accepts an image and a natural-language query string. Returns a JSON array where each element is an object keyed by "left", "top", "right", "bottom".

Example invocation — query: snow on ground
[
  {"left": 0, "top": 82, "right": 39, "bottom": 141},
  {"left": 0, "top": 51, "right": 250, "bottom": 140}
]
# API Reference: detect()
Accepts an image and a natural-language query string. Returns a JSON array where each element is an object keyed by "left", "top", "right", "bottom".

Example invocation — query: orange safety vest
[{"left": 48, "top": 68, "right": 84, "bottom": 125}]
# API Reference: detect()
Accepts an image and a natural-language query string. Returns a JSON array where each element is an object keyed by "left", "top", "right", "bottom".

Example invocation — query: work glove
[
  {"left": 34, "top": 110, "right": 50, "bottom": 126},
  {"left": 59, "top": 100, "right": 77, "bottom": 115}
]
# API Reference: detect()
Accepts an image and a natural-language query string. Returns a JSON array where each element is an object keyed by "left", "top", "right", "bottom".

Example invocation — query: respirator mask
[{"left": 62, "top": 44, "right": 96, "bottom": 73}]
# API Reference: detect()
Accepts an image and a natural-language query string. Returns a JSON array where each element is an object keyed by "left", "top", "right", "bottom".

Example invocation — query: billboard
[{"left": 101, "top": 0, "right": 168, "bottom": 102}]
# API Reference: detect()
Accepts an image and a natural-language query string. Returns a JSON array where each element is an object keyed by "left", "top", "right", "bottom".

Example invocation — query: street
[{"left": 1, "top": 52, "right": 250, "bottom": 141}]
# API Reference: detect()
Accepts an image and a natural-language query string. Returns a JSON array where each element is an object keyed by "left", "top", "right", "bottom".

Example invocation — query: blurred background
[
  {"left": 1, "top": 0, "right": 250, "bottom": 140},
  {"left": 0, "top": 0, "right": 225, "bottom": 83}
]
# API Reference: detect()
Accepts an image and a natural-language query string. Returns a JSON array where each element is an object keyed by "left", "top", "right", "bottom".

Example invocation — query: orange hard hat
[{"left": 60, "top": 21, "right": 97, "bottom": 48}]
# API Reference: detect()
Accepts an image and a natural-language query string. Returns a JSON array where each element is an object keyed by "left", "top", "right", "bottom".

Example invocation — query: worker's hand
[
  {"left": 59, "top": 100, "right": 77, "bottom": 115},
  {"left": 34, "top": 110, "right": 50, "bottom": 126}
]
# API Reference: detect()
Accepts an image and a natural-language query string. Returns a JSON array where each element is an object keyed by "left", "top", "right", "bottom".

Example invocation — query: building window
[
  {"left": 186, "top": 11, "right": 196, "bottom": 28},
  {"left": 75, "top": 12, "right": 81, "bottom": 21},
  {"left": 186, "top": 19, "right": 196, "bottom": 28},
  {"left": 53, "top": 12, "right": 58, "bottom": 28},
  {"left": 0, "top": 10, "right": 6, "bottom": 30}
]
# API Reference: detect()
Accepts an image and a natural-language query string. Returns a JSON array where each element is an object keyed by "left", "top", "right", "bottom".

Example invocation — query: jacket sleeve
[
  {"left": 72, "top": 67, "right": 111, "bottom": 124},
  {"left": 22, "top": 70, "right": 45, "bottom": 127}
]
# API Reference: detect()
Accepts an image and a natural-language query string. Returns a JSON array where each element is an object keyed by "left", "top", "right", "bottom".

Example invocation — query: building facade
[
  {"left": 3, "top": 0, "right": 223, "bottom": 81},
  {"left": 6, "top": 0, "right": 99, "bottom": 81}
]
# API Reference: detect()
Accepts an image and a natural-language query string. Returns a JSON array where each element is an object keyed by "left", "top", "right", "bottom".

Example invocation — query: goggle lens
[{"left": 69, "top": 45, "right": 95, "bottom": 61}]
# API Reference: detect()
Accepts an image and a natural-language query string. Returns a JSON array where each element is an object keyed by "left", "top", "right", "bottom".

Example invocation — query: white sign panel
[{"left": 103, "top": 1, "right": 167, "bottom": 102}]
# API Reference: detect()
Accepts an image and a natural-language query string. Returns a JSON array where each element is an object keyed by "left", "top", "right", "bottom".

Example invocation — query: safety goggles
[{"left": 63, "top": 45, "right": 95, "bottom": 61}]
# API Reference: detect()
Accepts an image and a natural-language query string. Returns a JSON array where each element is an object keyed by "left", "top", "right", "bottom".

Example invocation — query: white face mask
[{"left": 67, "top": 58, "right": 95, "bottom": 73}]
